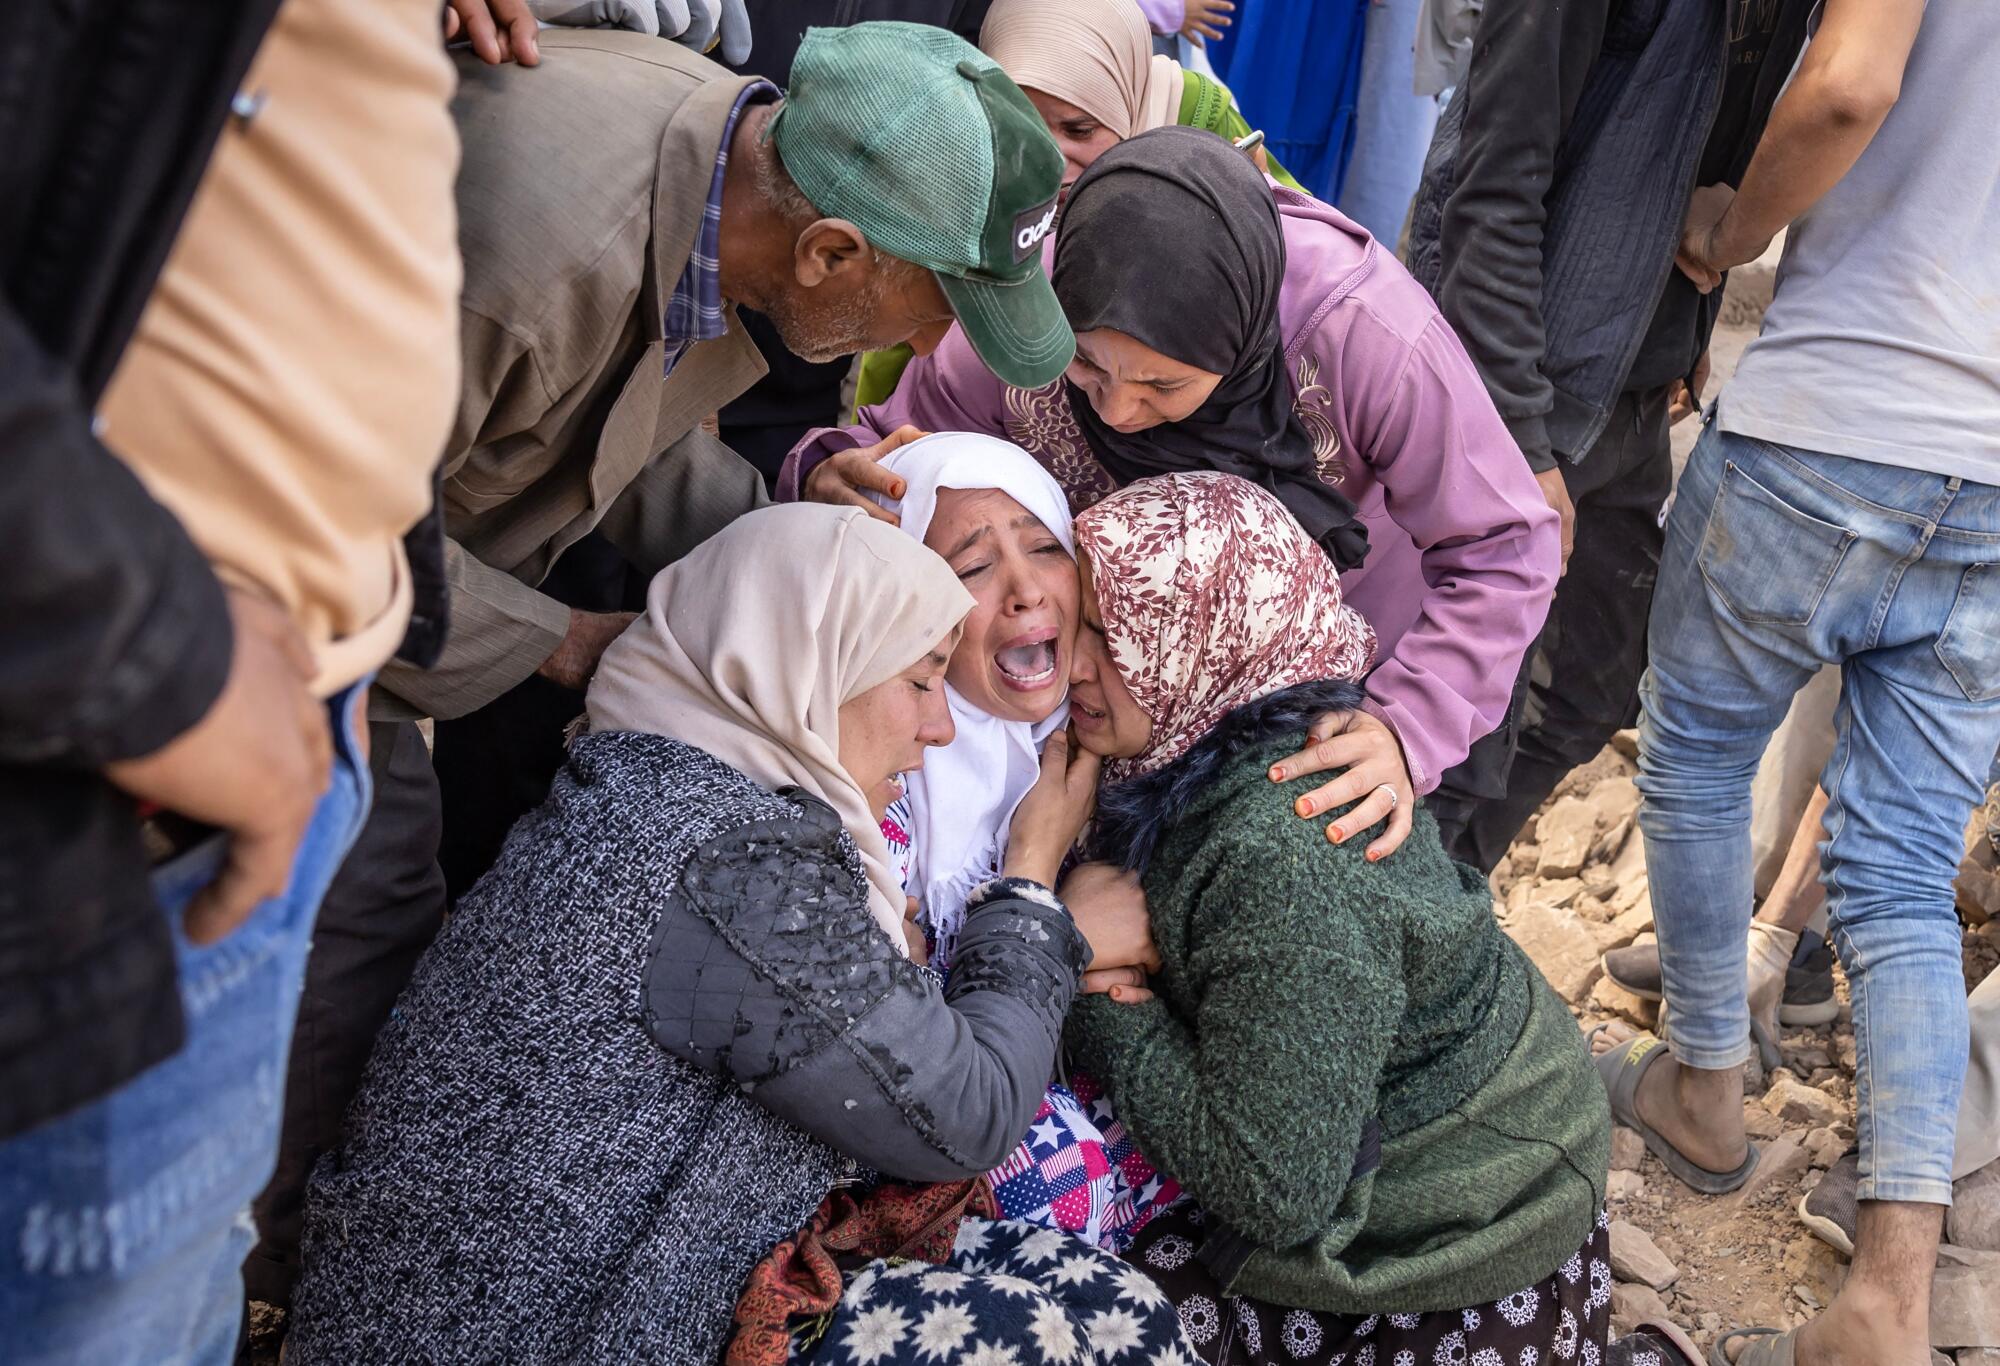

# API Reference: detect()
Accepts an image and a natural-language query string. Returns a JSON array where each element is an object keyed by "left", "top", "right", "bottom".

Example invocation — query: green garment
[
  {"left": 848, "top": 74, "right": 1300, "bottom": 415},
  {"left": 1067, "top": 742, "right": 1610, "bottom": 1316}
]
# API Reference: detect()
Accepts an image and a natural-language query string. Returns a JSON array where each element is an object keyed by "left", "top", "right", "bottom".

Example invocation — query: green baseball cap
[{"left": 770, "top": 22, "right": 1075, "bottom": 389}]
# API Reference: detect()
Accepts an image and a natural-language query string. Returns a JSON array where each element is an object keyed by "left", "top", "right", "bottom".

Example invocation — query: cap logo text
[{"left": 1012, "top": 197, "right": 1059, "bottom": 261}]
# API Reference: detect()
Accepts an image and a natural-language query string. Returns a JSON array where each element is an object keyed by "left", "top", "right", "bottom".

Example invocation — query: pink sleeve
[
  {"left": 1135, "top": 0, "right": 1186, "bottom": 36},
  {"left": 777, "top": 325, "right": 1015, "bottom": 502},
  {"left": 1340, "top": 315, "right": 1560, "bottom": 794}
]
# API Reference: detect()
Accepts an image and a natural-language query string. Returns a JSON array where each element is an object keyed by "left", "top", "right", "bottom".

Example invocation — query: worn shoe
[
  {"left": 1782, "top": 937, "right": 1839, "bottom": 1026},
  {"left": 1601, "top": 937, "right": 1839, "bottom": 1026},
  {"left": 1798, "top": 1152, "right": 1859, "bottom": 1256}
]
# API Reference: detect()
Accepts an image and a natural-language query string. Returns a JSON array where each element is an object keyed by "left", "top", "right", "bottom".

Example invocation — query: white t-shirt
[{"left": 1719, "top": 2, "right": 2000, "bottom": 487}]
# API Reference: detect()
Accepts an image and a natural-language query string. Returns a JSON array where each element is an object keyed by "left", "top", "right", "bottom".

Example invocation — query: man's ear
[{"left": 794, "top": 218, "right": 871, "bottom": 287}]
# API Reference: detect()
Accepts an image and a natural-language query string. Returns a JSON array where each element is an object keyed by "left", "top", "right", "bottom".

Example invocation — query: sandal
[
  {"left": 1594, "top": 1032, "right": 1760, "bottom": 1195},
  {"left": 1620, "top": 1316, "right": 1704, "bottom": 1366},
  {"left": 1709, "top": 1325, "right": 1798, "bottom": 1365}
]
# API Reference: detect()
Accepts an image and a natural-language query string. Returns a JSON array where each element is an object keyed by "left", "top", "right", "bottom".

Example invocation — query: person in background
[
  {"left": 243, "top": 21, "right": 1076, "bottom": 1319},
  {"left": 284, "top": 506, "right": 1161, "bottom": 1363},
  {"left": 1597, "top": 2, "right": 2000, "bottom": 1360},
  {"left": 851, "top": 0, "right": 1290, "bottom": 411},
  {"left": 793, "top": 128, "right": 1558, "bottom": 864},
  {"left": 1062, "top": 472, "right": 1626, "bottom": 1366},
  {"left": 1405, "top": 0, "right": 1813, "bottom": 872},
  {"left": 0, "top": 0, "right": 462, "bottom": 1360}
]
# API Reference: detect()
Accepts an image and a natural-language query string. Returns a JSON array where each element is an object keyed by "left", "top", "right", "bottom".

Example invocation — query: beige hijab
[
  {"left": 981, "top": 0, "right": 1183, "bottom": 140},
  {"left": 586, "top": 504, "right": 974, "bottom": 953}
]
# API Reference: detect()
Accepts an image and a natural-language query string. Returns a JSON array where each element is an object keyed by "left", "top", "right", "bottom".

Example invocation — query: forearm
[{"left": 1711, "top": 0, "right": 1920, "bottom": 262}]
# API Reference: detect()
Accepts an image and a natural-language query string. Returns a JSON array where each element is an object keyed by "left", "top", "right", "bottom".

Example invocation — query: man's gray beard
[{"left": 763, "top": 266, "right": 898, "bottom": 364}]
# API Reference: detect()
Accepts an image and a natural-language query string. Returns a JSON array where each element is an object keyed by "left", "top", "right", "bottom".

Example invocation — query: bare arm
[{"left": 1679, "top": 0, "right": 1926, "bottom": 287}]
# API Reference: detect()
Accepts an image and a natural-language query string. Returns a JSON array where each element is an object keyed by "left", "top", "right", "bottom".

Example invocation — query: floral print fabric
[
  {"left": 1073, "top": 473, "right": 1378, "bottom": 782},
  {"left": 807, "top": 1216, "right": 1200, "bottom": 1365},
  {"left": 1122, "top": 1206, "right": 1619, "bottom": 1366}
]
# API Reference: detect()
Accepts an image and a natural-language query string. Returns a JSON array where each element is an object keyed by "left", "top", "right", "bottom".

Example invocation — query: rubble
[
  {"left": 1609, "top": 1282, "right": 1673, "bottom": 1336},
  {"left": 1953, "top": 1162, "right": 2000, "bottom": 1254},
  {"left": 1764, "top": 1073, "right": 1846, "bottom": 1129},
  {"left": 1611, "top": 1126, "right": 1647, "bottom": 1171},
  {"left": 1932, "top": 1262, "right": 2000, "bottom": 1349},
  {"left": 1535, "top": 795, "right": 1599, "bottom": 878},
  {"left": 1609, "top": 1218, "right": 1680, "bottom": 1290},
  {"left": 1726, "top": 1132, "right": 1811, "bottom": 1211}
]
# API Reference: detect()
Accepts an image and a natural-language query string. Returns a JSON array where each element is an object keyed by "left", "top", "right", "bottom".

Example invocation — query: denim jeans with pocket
[
  {"left": 1637, "top": 424, "right": 2000, "bottom": 1206},
  {"left": 0, "top": 681, "right": 373, "bottom": 1363}
]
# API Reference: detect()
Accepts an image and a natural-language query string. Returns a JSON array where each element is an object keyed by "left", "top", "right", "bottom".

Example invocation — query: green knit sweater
[{"left": 1069, "top": 740, "right": 1609, "bottom": 1315}]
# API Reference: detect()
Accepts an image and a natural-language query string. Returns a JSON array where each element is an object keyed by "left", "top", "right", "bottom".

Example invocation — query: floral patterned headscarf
[{"left": 1075, "top": 472, "right": 1379, "bottom": 781}]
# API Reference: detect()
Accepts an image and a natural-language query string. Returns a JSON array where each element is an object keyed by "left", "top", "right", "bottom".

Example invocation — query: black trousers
[
  {"left": 1429, "top": 386, "right": 1675, "bottom": 872},
  {"left": 243, "top": 717, "right": 446, "bottom": 1306}
]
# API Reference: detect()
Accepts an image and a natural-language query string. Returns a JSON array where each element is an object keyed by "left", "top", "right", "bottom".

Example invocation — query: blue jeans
[
  {"left": 0, "top": 682, "right": 373, "bottom": 1363},
  {"left": 1638, "top": 426, "right": 2000, "bottom": 1206}
]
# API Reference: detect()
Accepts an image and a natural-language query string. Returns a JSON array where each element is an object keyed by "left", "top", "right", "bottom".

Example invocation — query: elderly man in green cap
[{"left": 241, "top": 21, "right": 1071, "bottom": 1321}]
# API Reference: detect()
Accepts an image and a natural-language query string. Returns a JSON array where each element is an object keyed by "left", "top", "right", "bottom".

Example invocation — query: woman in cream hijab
[{"left": 290, "top": 505, "right": 1122, "bottom": 1363}]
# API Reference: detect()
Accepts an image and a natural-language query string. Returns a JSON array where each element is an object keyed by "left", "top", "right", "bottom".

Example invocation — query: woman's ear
[{"left": 793, "top": 218, "right": 870, "bottom": 287}]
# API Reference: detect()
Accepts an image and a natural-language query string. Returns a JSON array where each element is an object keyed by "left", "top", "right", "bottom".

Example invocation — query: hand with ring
[{"left": 1265, "top": 707, "right": 1417, "bottom": 861}]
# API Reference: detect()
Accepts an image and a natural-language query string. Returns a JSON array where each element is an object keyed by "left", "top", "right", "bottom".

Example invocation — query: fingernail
[
  {"left": 1329, "top": 825, "right": 1344, "bottom": 842},
  {"left": 1270, "top": 767, "right": 1285, "bottom": 781},
  {"left": 1295, "top": 798, "right": 1312, "bottom": 817},
  {"left": 1366, "top": 850, "right": 1381, "bottom": 863}
]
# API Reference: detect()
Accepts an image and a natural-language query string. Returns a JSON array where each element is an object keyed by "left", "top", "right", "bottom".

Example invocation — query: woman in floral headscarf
[{"left": 1059, "top": 473, "right": 1634, "bottom": 1366}]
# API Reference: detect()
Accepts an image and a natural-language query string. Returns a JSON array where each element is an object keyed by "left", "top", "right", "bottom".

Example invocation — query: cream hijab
[
  {"left": 586, "top": 504, "right": 974, "bottom": 953},
  {"left": 867, "top": 433, "right": 1076, "bottom": 952},
  {"left": 981, "top": 0, "right": 1183, "bottom": 140}
]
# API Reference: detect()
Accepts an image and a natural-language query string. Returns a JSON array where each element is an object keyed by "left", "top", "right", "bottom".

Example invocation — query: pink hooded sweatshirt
[{"left": 780, "top": 189, "right": 1559, "bottom": 796}]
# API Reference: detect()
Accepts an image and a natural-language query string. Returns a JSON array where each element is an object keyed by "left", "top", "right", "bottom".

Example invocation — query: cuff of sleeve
[
  {"left": 777, "top": 428, "right": 864, "bottom": 503},
  {"left": 1358, "top": 695, "right": 1429, "bottom": 795},
  {"left": 75, "top": 534, "right": 234, "bottom": 764},
  {"left": 965, "top": 876, "right": 1089, "bottom": 976},
  {"left": 1504, "top": 412, "right": 1557, "bottom": 472}
]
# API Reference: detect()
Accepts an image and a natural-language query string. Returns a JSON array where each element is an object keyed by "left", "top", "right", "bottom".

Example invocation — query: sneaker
[
  {"left": 1601, "top": 938, "right": 1839, "bottom": 1024},
  {"left": 1798, "top": 1152, "right": 1858, "bottom": 1256},
  {"left": 1782, "top": 937, "right": 1839, "bottom": 1026}
]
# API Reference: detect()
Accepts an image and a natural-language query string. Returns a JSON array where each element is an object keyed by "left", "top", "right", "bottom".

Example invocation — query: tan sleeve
[
  {"left": 375, "top": 537, "right": 570, "bottom": 720},
  {"left": 447, "top": 307, "right": 557, "bottom": 481},
  {"left": 594, "top": 424, "right": 770, "bottom": 575}
]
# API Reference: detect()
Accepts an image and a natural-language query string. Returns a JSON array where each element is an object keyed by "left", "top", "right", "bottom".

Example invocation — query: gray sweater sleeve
[{"left": 643, "top": 806, "right": 1086, "bottom": 1184}]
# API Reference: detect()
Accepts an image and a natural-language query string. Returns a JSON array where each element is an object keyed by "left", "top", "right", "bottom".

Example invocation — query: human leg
[
  {"left": 0, "top": 685, "right": 372, "bottom": 1366},
  {"left": 1441, "top": 388, "right": 1675, "bottom": 870},
  {"left": 244, "top": 716, "right": 445, "bottom": 1309}
]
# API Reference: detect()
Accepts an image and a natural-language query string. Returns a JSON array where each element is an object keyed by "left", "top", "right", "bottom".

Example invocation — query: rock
[
  {"left": 1605, "top": 902, "right": 1656, "bottom": 950},
  {"left": 1944, "top": 1353, "right": 1971, "bottom": 1366},
  {"left": 1957, "top": 1351, "right": 2000, "bottom": 1365},
  {"left": 1765, "top": 1073, "right": 1846, "bottom": 1128},
  {"left": 1500, "top": 893, "right": 1629, "bottom": 1003},
  {"left": 1699, "top": 1311, "right": 1722, "bottom": 1333},
  {"left": 1582, "top": 864, "right": 1619, "bottom": 901},
  {"left": 1536, "top": 796, "right": 1601, "bottom": 879},
  {"left": 1609, "top": 1218, "right": 1680, "bottom": 1290},
  {"left": 1744, "top": 1102, "right": 1786, "bottom": 1140},
  {"left": 1727, "top": 1131, "right": 1811, "bottom": 1210},
  {"left": 1608, "top": 1170, "right": 1646, "bottom": 1201},
  {"left": 1609, "top": 1281, "right": 1673, "bottom": 1336},
  {"left": 1592, "top": 975, "right": 1657, "bottom": 1028},
  {"left": 1607, "top": 1128, "right": 1645, "bottom": 1174},
  {"left": 1805, "top": 1126, "right": 1848, "bottom": 1170},
  {"left": 1782, "top": 1236, "right": 1848, "bottom": 1306},
  {"left": 1835, "top": 1034, "right": 1858, "bottom": 1073},
  {"left": 1951, "top": 1162, "right": 2000, "bottom": 1253},
  {"left": 1612, "top": 728, "right": 1640, "bottom": 761},
  {"left": 1932, "top": 1262, "right": 2000, "bottom": 1349},
  {"left": 1586, "top": 774, "right": 1642, "bottom": 829},
  {"left": 1787, "top": 1044, "right": 1834, "bottom": 1072},
  {"left": 1959, "top": 806, "right": 2000, "bottom": 926}
]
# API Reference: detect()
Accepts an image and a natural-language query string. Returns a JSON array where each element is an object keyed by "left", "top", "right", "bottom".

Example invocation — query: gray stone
[
  {"left": 1805, "top": 1126, "right": 1848, "bottom": 1170},
  {"left": 1765, "top": 1073, "right": 1846, "bottom": 1129},
  {"left": 1931, "top": 1262, "right": 2000, "bottom": 1349},
  {"left": 1611, "top": 1126, "right": 1647, "bottom": 1171},
  {"left": 1608, "top": 1170, "right": 1646, "bottom": 1202},
  {"left": 1951, "top": 1161, "right": 2000, "bottom": 1253},
  {"left": 1727, "top": 1132, "right": 1812, "bottom": 1210},
  {"left": 1609, "top": 1218, "right": 1680, "bottom": 1290},
  {"left": 1536, "top": 796, "right": 1601, "bottom": 879},
  {"left": 1956, "top": 1349, "right": 2000, "bottom": 1364},
  {"left": 1499, "top": 893, "right": 1629, "bottom": 1004},
  {"left": 1611, "top": 729, "right": 1641, "bottom": 761}
]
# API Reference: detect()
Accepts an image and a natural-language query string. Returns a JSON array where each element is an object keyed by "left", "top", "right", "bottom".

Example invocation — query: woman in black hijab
[
  {"left": 792, "top": 124, "right": 1560, "bottom": 862},
  {"left": 1053, "top": 125, "right": 1370, "bottom": 570}
]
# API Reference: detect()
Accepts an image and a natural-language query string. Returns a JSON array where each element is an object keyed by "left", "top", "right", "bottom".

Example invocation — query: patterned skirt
[
  {"left": 1123, "top": 1206, "right": 1623, "bottom": 1366},
  {"left": 804, "top": 1216, "right": 1201, "bottom": 1365}
]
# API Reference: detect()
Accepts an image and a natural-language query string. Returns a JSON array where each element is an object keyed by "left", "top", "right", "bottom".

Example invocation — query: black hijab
[{"left": 1052, "top": 126, "right": 1369, "bottom": 570}]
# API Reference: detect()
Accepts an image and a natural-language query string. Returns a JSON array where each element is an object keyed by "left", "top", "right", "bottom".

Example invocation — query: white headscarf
[
  {"left": 868, "top": 433, "right": 1077, "bottom": 947},
  {"left": 586, "top": 503, "right": 974, "bottom": 952}
]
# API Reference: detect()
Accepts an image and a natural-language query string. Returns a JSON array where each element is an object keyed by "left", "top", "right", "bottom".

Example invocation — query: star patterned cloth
[
  {"left": 809, "top": 1216, "right": 1200, "bottom": 1365},
  {"left": 986, "top": 1075, "right": 1185, "bottom": 1254}
]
